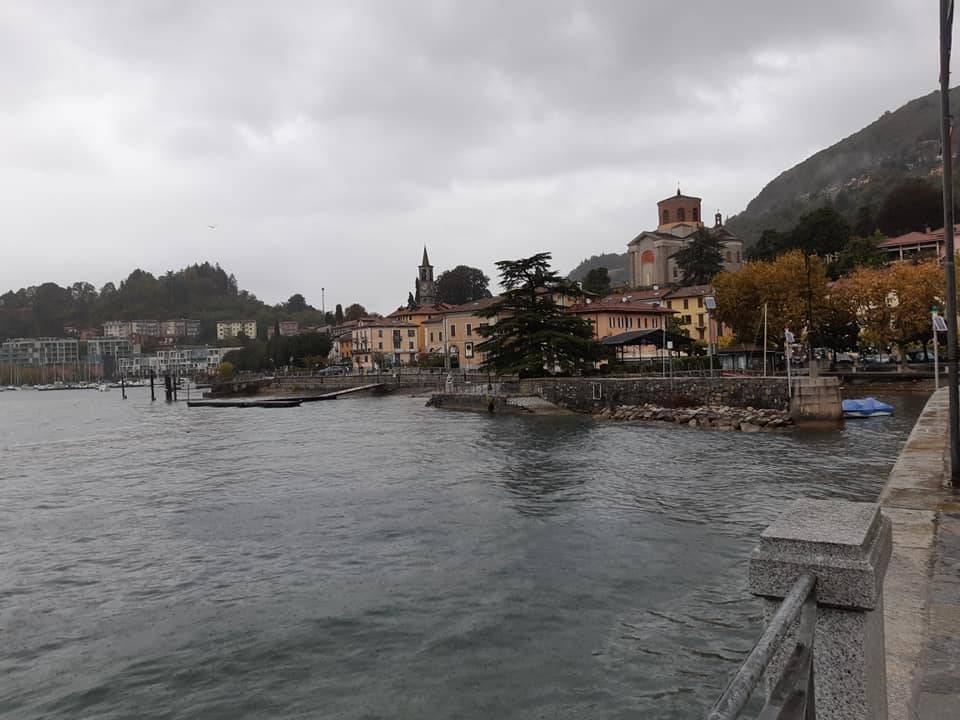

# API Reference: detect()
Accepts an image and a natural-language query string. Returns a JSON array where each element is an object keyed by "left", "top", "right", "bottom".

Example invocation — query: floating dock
[{"left": 187, "top": 399, "right": 303, "bottom": 408}]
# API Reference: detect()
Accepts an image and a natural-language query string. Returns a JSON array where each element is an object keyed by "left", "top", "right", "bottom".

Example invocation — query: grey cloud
[{"left": 0, "top": 0, "right": 940, "bottom": 312}]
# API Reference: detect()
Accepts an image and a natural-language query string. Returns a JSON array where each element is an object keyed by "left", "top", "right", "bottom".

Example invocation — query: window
[
  {"left": 439, "top": 332, "right": 443, "bottom": 341},
  {"left": 408, "top": 341, "right": 414, "bottom": 350},
  {"left": 678, "top": 207, "right": 686, "bottom": 222},
  {"left": 464, "top": 342, "right": 474, "bottom": 358},
  {"left": 643, "top": 318, "right": 648, "bottom": 329},
  {"left": 698, "top": 327, "right": 705, "bottom": 340},
  {"left": 693, "top": 207, "right": 699, "bottom": 222},
  {"left": 430, "top": 332, "right": 434, "bottom": 342},
  {"left": 698, "top": 313, "right": 704, "bottom": 326},
  {"left": 378, "top": 329, "right": 383, "bottom": 338},
  {"left": 726, "top": 251, "right": 732, "bottom": 262},
  {"left": 662, "top": 209, "right": 670, "bottom": 224},
  {"left": 466, "top": 323, "right": 472, "bottom": 336},
  {"left": 684, "top": 314, "right": 692, "bottom": 324},
  {"left": 408, "top": 329, "right": 415, "bottom": 338},
  {"left": 697, "top": 297, "right": 703, "bottom": 308},
  {"left": 450, "top": 325, "right": 456, "bottom": 337},
  {"left": 667, "top": 300, "right": 673, "bottom": 309},
  {"left": 683, "top": 298, "right": 689, "bottom": 309},
  {"left": 378, "top": 342, "right": 383, "bottom": 350}
]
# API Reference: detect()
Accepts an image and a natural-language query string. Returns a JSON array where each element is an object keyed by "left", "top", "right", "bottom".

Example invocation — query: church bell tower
[{"left": 415, "top": 246, "right": 438, "bottom": 306}]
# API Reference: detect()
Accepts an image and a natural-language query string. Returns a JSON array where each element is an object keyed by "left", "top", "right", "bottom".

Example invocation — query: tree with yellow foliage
[
  {"left": 840, "top": 260, "right": 944, "bottom": 367},
  {"left": 713, "top": 250, "right": 829, "bottom": 347}
]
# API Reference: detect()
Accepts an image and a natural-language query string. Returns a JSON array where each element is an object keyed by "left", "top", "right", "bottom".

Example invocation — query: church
[{"left": 627, "top": 189, "right": 744, "bottom": 287}]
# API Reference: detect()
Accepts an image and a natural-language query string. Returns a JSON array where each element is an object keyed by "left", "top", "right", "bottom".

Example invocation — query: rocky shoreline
[{"left": 594, "top": 403, "right": 793, "bottom": 432}]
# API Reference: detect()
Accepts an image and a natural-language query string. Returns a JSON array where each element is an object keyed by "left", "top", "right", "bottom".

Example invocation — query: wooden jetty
[
  {"left": 188, "top": 384, "right": 384, "bottom": 409},
  {"left": 187, "top": 399, "right": 303, "bottom": 408}
]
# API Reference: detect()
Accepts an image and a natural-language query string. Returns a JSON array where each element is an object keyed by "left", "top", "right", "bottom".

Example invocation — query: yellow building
[
  {"left": 663, "top": 285, "right": 727, "bottom": 346},
  {"left": 435, "top": 297, "right": 501, "bottom": 370},
  {"left": 387, "top": 303, "right": 452, "bottom": 355},
  {"left": 351, "top": 318, "right": 419, "bottom": 370},
  {"left": 216, "top": 320, "right": 258, "bottom": 340}
]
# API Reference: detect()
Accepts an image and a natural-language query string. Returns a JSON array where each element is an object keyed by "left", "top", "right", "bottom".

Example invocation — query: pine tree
[
  {"left": 673, "top": 228, "right": 725, "bottom": 286},
  {"left": 476, "top": 253, "right": 601, "bottom": 376}
]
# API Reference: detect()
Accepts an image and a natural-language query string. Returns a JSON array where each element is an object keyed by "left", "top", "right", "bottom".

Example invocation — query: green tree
[
  {"left": 286, "top": 293, "right": 308, "bottom": 312},
  {"left": 343, "top": 303, "right": 367, "bottom": 321},
  {"left": 407, "top": 292, "right": 417, "bottom": 310},
  {"left": 831, "top": 232, "right": 885, "bottom": 277},
  {"left": 876, "top": 179, "right": 942, "bottom": 236},
  {"left": 581, "top": 267, "right": 611, "bottom": 296},
  {"left": 476, "top": 253, "right": 601, "bottom": 376},
  {"left": 334, "top": 304, "right": 344, "bottom": 325},
  {"left": 672, "top": 228, "right": 725, "bottom": 286},
  {"left": 746, "top": 229, "right": 788, "bottom": 261},
  {"left": 436, "top": 265, "right": 492, "bottom": 305}
]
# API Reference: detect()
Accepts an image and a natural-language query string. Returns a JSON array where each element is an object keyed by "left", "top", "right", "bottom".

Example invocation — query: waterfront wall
[
  {"left": 426, "top": 393, "right": 529, "bottom": 415},
  {"left": 519, "top": 377, "right": 791, "bottom": 413}
]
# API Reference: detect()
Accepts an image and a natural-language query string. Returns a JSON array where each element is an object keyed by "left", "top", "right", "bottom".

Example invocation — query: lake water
[{"left": 0, "top": 388, "right": 928, "bottom": 719}]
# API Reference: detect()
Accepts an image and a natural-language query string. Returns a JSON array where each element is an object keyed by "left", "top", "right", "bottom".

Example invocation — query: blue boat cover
[{"left": 842, "top": 397, "right": 894, "bottom": 415}]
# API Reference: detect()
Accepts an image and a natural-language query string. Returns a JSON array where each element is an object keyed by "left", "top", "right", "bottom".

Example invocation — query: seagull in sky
[{"left": 208, "top": 224, "right": 218, "bottom": 229}]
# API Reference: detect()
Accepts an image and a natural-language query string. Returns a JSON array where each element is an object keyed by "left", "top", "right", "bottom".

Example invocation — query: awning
[{"left": 600, "top": 329, "right": 695, "bottom": 350}]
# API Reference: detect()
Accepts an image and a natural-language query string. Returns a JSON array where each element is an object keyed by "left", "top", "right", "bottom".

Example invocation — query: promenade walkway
[{"left": 879, "top": 388, "right": 960, "bottom": 719}]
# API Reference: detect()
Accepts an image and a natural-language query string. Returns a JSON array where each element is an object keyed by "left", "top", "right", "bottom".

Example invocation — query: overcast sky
[{"left": 0, "top": 1, "right": 941, "bottom": 314}]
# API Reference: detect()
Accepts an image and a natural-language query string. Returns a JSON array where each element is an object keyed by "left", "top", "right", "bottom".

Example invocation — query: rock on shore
[{"left": 594, "top": 403, "right": 792, "bottom": 431}]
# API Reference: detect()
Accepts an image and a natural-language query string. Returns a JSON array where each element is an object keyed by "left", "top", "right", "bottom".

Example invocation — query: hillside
[
  {"left": 0, "top": 262, "right": 328, "bottom": 342},
  {"left": 567, "top": 252, "right": 630, "bottom": 284},
  {"left": 725, "top": 87, "right": 960, "bottom": 244}
]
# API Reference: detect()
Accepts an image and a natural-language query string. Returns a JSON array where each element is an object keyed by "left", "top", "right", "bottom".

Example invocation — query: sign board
[
  {"left": 934, "top": 314, "right": 948, "bottom": 333},
  {"left": 704, "top": 296, "right": 717, "bottom": 311},
  {"left": 666, "top": 340, "right": 674, "bottom": 349},
  {"left": 784, "top": 328, "right": 796, "bottom": 344}
]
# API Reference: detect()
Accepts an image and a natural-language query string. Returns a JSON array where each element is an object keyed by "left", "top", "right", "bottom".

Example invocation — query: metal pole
[
  {"left": 940, "top": 0, "right": 960, "bottom": 485},
  {"left": 934, "top": 313, "right": 941, "bottom": 391},
  {"left": 786, "top": 338, "right": 793, "bottom": 398},
  {"left": 763, "top": 302, "right": 768, "bottom": 378},
  {"left": 322, "top": 287, "right": 326, "bottom": 325}
]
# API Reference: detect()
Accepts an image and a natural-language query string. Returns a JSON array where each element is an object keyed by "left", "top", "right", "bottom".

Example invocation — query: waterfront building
[
  {"left": 426, "top": 297, "right": 501, "bottom": 371},
  {"left": 155, "top": 346, "right": 241, "bottom": 376},
  {"left": 627, "top": 189, "right": 744, "bottom": 287},
  {"left": 0, "top": 337, "right": 80, "bottom": 365},
  {"left": 85, "top": 337, "right": 136, "bottom": 362},
  {"left": 350, "top": 318, "right": 418, "bottom": 370},
  {"left": 216, "top": 320, "right": 258, "bottom": 340},
  {"left": 388, "top": 303, "right": 452, "bottom": 354},
  {"left": 565, "top": 296, "right": 676, "bottom": 361}
]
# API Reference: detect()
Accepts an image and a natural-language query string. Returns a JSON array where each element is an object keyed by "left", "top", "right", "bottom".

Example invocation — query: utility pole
[
  {"left": 321, "top": 287, "right": 326, "bottom": 325},
  {"left": 940, "top": 0, "right": 960, "bottom": 485}
]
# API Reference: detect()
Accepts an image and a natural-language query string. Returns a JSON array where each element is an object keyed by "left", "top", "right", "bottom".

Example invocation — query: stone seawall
[{"left": 518, "top": 377, "right": 791, "bottom": 414}]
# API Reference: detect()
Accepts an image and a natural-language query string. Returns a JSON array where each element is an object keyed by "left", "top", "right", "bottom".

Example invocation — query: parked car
[
  {"left": 317, "top": 365, "right": 349, "bottom": 376},
  {"left": 861, "top": 353, "right": 893, "bottom": 365}
]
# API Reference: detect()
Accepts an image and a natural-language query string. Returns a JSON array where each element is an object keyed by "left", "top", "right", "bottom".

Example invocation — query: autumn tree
[
  {"left": 713, "top": 251, "right": 829, "bottom": 349},
  {"left": 842, "top": 261, "right": 944, "bottom": 367}
]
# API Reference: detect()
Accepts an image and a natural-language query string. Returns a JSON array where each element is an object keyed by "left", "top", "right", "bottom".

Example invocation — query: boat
[
  {"left": 842, "top": 397, "right": 894, "bottom": 418},
  {"left": 97, "top": 384, "right": 110, "bottom": 392}
]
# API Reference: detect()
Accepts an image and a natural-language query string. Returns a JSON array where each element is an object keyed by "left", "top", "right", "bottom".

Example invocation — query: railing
[{"left": 706, "top": 574, "right": 817, "bottom": 720}]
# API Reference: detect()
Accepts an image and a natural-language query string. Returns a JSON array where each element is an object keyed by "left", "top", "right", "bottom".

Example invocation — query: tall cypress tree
[{"left": 476, "top": 253, "right": 600, "bottom": 377}]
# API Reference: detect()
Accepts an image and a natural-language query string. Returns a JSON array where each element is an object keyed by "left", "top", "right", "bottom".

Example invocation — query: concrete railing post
[{"left": 749, "top": 499, "right": 892, "bottom": 720}]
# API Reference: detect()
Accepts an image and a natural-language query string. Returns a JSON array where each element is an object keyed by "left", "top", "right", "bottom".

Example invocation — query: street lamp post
[{"left": 939, "top": 0, "right": 960, "bottom": 485}]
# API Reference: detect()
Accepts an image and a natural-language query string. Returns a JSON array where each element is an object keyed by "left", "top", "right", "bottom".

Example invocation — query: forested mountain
[
  {"left": 0, "top": 262, "right": 327, "bottom": 342},
  {"left": 567, "top": 253, "right": 630, "bottom": 284},
  {"left": 724, "top": 87, "right": 960, "bottom": 244}
]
